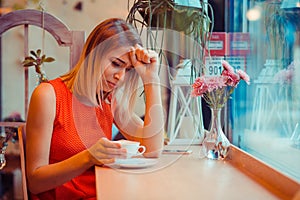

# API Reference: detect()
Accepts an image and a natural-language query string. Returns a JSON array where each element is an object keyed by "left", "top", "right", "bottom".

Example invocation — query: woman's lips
[{"left": 107, "top": 81, "right": 116, "bottom": 88}]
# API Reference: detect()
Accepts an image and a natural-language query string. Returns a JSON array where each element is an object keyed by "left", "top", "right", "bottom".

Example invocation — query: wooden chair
[
  {"left": 0, "top": 8, "right": 85, "bottom": 117},
  {"left": 0, "top": 9, "right": 85, "bottom": 199}
]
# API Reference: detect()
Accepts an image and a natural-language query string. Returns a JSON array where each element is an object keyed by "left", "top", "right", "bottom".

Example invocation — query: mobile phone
[{"left": 162, "top": 149, "right": 192, "bottom": 154}]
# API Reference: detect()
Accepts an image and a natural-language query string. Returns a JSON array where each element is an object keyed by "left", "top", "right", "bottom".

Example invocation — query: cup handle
[{"left": 136, "top": 145, "right": 146, "bottom": 155}]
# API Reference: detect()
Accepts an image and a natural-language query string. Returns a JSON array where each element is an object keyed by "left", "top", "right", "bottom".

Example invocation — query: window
[{"left": 229, "top": 0, "right": 300, "bottom": 182}]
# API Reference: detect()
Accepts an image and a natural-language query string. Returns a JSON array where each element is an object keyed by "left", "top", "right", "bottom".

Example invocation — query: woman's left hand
[{"left": 129, "top": 44, "right": 160, "bottom": 84}]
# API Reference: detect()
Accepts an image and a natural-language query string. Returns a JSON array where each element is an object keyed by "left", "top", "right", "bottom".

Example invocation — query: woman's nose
[{"left": 113, "top": 69, "right": 126, "bottom": 81}]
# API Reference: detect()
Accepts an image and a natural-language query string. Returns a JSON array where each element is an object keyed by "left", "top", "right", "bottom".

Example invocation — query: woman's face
[{"left": 101, "top": 51, "right": 133, "bottom": 92}]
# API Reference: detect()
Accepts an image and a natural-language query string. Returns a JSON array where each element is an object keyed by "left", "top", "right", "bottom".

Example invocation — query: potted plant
[{"left": 127, "top": 0, "right": 213, "bottom": 81}]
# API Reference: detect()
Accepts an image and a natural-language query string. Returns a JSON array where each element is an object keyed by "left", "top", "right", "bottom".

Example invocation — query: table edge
[{"left": 228, "top": 144, "right": 300, "bottom": 200}]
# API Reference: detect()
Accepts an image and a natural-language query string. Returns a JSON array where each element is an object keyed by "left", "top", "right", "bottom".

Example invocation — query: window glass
[{"left": 229, "top": 0, "right": 300, "bottom": 182}]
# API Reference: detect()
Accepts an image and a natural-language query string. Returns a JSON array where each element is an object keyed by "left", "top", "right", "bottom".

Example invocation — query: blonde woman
[{"left": 26, "top": 18, "right": 164, "bottom": 199}]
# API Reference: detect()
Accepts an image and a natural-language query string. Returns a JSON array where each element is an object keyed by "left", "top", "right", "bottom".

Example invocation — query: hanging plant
[
  {"left": 22, "top": 49, "right": 55, "bottom": 83},
  {"left": 127, "top": 0, "right": 213, "bottom": 81}
]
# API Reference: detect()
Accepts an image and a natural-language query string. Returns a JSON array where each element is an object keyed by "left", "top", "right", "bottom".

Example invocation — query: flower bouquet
[{"left": 191, "top": 60, "right": 250, "bottom": 160}]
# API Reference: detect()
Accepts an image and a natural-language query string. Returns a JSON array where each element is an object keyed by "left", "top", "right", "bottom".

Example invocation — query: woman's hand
[
  {"left": 87, "top": 138, "right": 126, "bottom": 166},
  {"left": 129, "top": 44, "right": 160, "bottom": 84}
]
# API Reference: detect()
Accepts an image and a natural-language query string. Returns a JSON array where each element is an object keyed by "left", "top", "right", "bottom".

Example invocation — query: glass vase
[{"left": 200, "top": 107, "right": 230, "bottom": 160}]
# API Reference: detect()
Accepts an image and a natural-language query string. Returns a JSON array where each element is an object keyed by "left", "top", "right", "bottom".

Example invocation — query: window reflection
[{"left": 230, "top": 0, "right": 300, "bottom": 182}]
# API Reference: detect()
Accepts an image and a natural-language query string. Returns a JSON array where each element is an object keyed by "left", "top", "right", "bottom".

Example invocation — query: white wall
[{"left": 1, "top": 0, "right": 155, "bottom": 119}]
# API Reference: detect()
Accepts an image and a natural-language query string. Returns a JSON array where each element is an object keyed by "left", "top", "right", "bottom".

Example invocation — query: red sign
[
  {"left": 206, "top": 32, "right": 227, "bottom": 56},
  {"left": 227, "top": 33, "right": 250, "bottom": 56}
]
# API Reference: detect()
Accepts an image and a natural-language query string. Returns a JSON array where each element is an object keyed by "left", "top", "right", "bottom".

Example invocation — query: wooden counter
[{"left": 95, "top": 145, "right": 300, "bottom": 200}]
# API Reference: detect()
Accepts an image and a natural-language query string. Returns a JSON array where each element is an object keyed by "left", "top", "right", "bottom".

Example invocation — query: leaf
[
  {"left": 36, "top": 49, "right": 41, "bottom": 57},
  {"left": 22, "top": 58, "right": 34, "bottom": 64},
  {"left": 24, "top": 56, "right": 34, "bottom": 60},
  {"left": 23, "top": 62, "right": 35, "bottom": 67},
  {"left": 22, "top": 60, "right": 32, "bottom": 65},
  {"left": 30, "top": 50, "right": 37, "bottom": 58},
  {"left": 44, "top": 57, "right": 55, "bottom": 63}
]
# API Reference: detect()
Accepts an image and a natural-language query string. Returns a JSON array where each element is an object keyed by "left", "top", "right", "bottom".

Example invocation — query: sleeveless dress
[{"left": 31, "top": 78, "right": 113, "bottom": 200}]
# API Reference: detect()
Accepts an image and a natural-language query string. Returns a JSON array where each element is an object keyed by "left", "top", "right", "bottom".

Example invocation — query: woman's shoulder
[
  {"left": 33, "top": 81, "right": 55, "bottom": 96},
  {"left": 30, "top": 82, "right": 56, "bottom": 107},
  {"left": 31, "top": 78, "right": 67, "bottom": 101}
]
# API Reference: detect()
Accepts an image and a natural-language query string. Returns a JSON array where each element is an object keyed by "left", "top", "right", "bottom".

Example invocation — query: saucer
[{"left": 107, "top": 158, "right": 158, "bottom": 169}]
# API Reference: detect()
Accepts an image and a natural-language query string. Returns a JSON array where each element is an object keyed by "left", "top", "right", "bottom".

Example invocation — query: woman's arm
[
  {"left": 26, "top": 83, "right": 125, "bottom": 194},
  {"left": 116, "top": 46, "right": 165, "bottom": 157},
  {"left": 140, "top": 78, "right": 165, "bottom": 157}
]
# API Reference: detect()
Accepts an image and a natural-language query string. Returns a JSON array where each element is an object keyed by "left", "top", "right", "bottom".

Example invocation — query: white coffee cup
[{"left": 114, "top": 140, "right": 146, "bottom": 158}]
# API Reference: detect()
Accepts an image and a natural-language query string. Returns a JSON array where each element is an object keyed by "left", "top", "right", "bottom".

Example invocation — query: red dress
[{"left": 31, "top": 78, "right": 113, "bottom": 200}]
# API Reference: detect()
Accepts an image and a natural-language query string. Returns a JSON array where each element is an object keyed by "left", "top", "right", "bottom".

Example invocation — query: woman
[{"left": 25, "top": 18, "right": 164, "bottom": 199}]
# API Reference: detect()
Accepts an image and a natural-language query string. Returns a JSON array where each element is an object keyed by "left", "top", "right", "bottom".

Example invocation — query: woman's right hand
[
  {"left": 87, "top": 138, "right": 126, "bottom": 166},
  {"left": 129, "top": 44, "right": 160, "bottom": 84}
]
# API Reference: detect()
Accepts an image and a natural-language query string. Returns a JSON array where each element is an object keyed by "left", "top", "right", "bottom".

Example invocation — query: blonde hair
[{"left": 61, "top": 18, "right": 142, "bottom": 118}]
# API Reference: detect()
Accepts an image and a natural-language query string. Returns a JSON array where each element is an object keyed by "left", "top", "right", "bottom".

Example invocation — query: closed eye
[
  {"left": 110, "top": 57, "right": 133, "bottom": 72},
  {"left": 126, "top": 67, "right": 133, "bottom": 72},
  {"left": 112, "top": 61, "right": 121, "bottom": 67}
]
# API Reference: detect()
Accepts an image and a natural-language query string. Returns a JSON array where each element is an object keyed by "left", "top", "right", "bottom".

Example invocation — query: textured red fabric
[{"left": 31, "top": 78, "right": 113, "bottom": 200}]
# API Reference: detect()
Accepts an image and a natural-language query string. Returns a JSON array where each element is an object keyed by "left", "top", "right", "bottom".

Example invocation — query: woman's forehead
[
  {"left": 109, "top": 46, "right": 131, "bottom": 56},
  {"left": 109, "top": 48, "right": 131, "bottom": 62}
]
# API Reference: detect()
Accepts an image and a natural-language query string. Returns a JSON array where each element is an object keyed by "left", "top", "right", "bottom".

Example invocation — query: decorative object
[
  {"left": 191, "top": 60, "right": 250, "bottom": 160},
  {"left": 22, "top": 49, "right": 55, "bottom": 84}
]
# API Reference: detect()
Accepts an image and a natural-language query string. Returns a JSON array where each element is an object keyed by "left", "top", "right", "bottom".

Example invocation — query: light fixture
[{"left": 246, "top": 6, "right": 262, "bottom": 21}]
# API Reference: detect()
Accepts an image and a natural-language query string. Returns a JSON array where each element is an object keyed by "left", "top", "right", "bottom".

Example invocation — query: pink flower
[
  {"left": 191, "top": 60, "right": 250, "bottom": 109},
  {"left": 221, "top": 60, "right": 241, "bottom": 86},
  {"left": 205, "top": 76, "right": 227, "bottom": 92},
  {"left": 237, "top": 69, "right": 250, "bottom": 85},
  {"left": 191, "top": 77, "right": 208, "bottom": 97},
  {"left": 221, "top": 60, "right": 235, "bottom": 73},
  {"left": 222, "top": 70, "right": 240, "bottom": 87}
]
